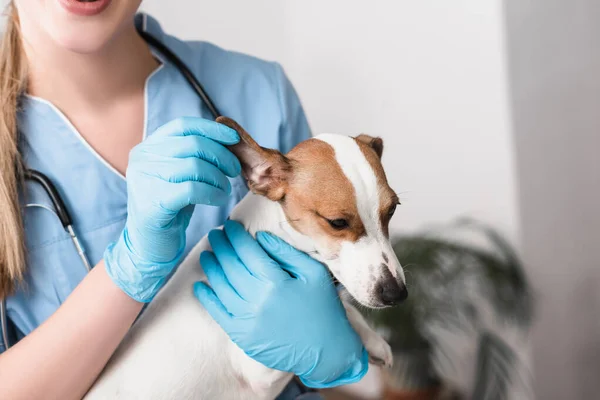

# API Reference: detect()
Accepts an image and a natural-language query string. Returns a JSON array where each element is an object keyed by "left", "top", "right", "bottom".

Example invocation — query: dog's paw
[{"left": 365, "top": 334, "right": 393, "bottom": 368}]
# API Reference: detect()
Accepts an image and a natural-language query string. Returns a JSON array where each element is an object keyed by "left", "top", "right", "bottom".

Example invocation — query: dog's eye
[
  {"left": 388, "top": 203, "right": 397, "bottom": 217},
  {"left": 328, "top": 218, "right": 349, "bottom": 230}
]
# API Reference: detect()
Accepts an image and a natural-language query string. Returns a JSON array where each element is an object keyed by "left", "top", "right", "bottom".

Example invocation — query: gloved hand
[
  {"left": 104, "top": 117, "right": 240, "bottom": 303},
  {"left": 194, "top": 220, "right": 368, "bottom": 388}
]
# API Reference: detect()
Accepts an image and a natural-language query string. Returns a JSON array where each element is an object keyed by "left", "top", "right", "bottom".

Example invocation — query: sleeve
[{"left": 273, "top": 63, "right": 312, "bottom": 154}]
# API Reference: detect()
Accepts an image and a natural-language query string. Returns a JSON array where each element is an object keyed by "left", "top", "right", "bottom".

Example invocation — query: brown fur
[
  {"left": 355, "top": 134, "right": 384, "bottom": 159},
  {"left": 284, "top": 139, "right": 367, "bottom": 253},
  {"left": 217, "top": 117, "right": 292, "bottom": 201}
]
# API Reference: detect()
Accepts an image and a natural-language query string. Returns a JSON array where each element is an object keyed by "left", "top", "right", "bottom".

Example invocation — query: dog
[{"left": 85, "top": 117, "right": 407, "bottom": 400}]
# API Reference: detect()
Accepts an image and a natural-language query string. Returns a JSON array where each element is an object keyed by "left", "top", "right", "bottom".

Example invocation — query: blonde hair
[{"left": 0, "top": 2, "right": 28, "bottom": 299}]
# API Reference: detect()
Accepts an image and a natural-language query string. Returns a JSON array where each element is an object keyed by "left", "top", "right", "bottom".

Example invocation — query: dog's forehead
[
  {"left": 312, "top": 134, "right": 380, "bottom": 195},
  {"left": 300, "top": 135, "right": 385, "bottom": 231},
  {"left": 288, "top": 135, "right": 381, "bottom": 190}
]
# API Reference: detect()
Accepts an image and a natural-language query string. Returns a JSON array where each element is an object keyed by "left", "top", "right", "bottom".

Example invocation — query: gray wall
[{"left": 504, "top": 1, "right": 600, "bottom": 398}]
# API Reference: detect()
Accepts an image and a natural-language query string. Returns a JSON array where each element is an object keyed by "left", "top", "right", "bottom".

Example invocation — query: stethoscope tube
[
  {"left": 22, "top": 170, "right": 92, "bottom": 273},
  {"left": 23, "top": 169, "right": 73, "bottom": 228},
  {"left": 0, "top": 300, "right": 9, "bottom": 352},
  {"left": 137, "top": 29, "right": 221, "bottom": 120}
]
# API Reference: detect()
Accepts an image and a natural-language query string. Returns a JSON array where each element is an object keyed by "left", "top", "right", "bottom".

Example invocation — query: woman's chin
[{"left": 47, "top": 26, "right": 116, "bottom": 54}]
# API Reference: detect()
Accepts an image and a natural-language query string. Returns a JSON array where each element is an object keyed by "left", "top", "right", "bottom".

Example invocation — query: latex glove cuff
[
  {"left": 298, "top": 347, "right": 369, "bottom": 389},
  {"left": 104, "top": 228, "right": 181, "bottom": 303}
]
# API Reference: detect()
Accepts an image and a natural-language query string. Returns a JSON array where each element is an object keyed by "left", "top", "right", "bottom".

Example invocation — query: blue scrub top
[{"left": 2, "top": 12, "right": 318, "bottom": 399}]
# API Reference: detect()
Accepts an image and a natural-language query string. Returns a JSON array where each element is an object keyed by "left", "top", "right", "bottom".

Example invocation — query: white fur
[{"left": 85, "top": 136, "right": 395, "bottom": 399}]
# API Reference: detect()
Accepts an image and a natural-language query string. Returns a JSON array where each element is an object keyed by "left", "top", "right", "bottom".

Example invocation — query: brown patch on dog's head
[{"left": 282, "top": 139, "right": 367, "bottom": 252}]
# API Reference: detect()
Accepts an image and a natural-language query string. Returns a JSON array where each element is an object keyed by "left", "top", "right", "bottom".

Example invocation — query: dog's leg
[{"left": 342, "top": 299, "right": 393, "bottom": 368}]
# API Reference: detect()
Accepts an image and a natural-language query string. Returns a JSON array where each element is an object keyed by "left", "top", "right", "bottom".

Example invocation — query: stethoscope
[{"left": 0, "top": 26, "right": 222, "bottom": 350}]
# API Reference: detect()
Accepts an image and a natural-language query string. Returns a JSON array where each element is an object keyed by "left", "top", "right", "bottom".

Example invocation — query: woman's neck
[{"left": 22, "top": 22, "right": 159, "bottom": 112}]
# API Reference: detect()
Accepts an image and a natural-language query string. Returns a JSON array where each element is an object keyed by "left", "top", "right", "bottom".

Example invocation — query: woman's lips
[{"left": 58, "top": 0, "right": 112, "bottom": 17}]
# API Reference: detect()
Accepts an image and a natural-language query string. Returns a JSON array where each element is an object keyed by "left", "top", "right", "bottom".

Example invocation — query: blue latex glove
[
  {"left": 194, "top": 220, "right": 368, "bottom": 388},
  {"left": 104, "top": 117, "right": 240, "bottom": 302}
]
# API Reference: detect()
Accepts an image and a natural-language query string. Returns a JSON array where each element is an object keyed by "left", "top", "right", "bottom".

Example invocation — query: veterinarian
[{"left": 0, "top": 2, "right": 368, "bottom": 399}]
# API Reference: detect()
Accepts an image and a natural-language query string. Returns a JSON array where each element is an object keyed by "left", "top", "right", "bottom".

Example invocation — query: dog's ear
[
  {"left": 355, "top": 134, "right": 384, "bottom": 159},
  {"left": 217, "top": 116, "right": 292, "bottom": 202}
]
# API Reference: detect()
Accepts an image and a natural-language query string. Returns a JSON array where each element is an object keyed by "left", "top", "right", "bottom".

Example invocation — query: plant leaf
[{"left": 471, "top": 332, "right": 515, "bottom": 400}]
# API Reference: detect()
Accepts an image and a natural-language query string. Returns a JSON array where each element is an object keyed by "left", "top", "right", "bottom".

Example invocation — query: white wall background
[{"left": 140, "top": 0, "right": 519, "bottom": 241}]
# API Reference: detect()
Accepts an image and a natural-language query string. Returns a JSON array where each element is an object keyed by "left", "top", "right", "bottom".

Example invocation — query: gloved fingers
[
  {"left": 138, "top": 136, "right": 241, "bottom": 178},
  {"left": 256, "top": 231, "right": 329, "bottom": 283},
  {"left": 151, "top": 117, "right": 239, "bottom": 145},
  {"left": 137, "top": 157, "right": 232, "bottom": 194},
  {"left": 193, "top": 281, "right": 233, "bottom": 329},
  {"left": 208, "top": 229, "right": 258, "bottom": 300},
  {"left": 159, "top": 181, "right": 230, "bottom": 211},
  {"left": 223, "top": 220, "right": 290, "bottom": 283},
  {"left": 200, "top": 251, "right": 248, "bottom": 316}
]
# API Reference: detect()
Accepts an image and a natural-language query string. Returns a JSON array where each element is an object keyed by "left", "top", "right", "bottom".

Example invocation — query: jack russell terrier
[{"left": 85, "top": 117, "right": 407, "bottom": 400}]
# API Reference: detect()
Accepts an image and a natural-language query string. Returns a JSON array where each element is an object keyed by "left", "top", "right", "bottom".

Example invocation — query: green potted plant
[{"left": 362, "top": 219, "right": 533, "bottom": 400}]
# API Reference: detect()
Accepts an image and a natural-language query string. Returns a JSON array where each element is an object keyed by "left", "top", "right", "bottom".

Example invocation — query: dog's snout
[
  {"left": 377, "top": 279, "right": 408, "bottom": 305},
  {"left": 396, "top": 282, "right": 408, "bottom": 303},
  {"left": 376, "top": 265, "right": 408, "bottom": 306}
]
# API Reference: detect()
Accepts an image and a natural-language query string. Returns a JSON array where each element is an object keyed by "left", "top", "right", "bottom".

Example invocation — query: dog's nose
[{"left": 377, "top": 280, "right": 408, "bottom": 305}]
